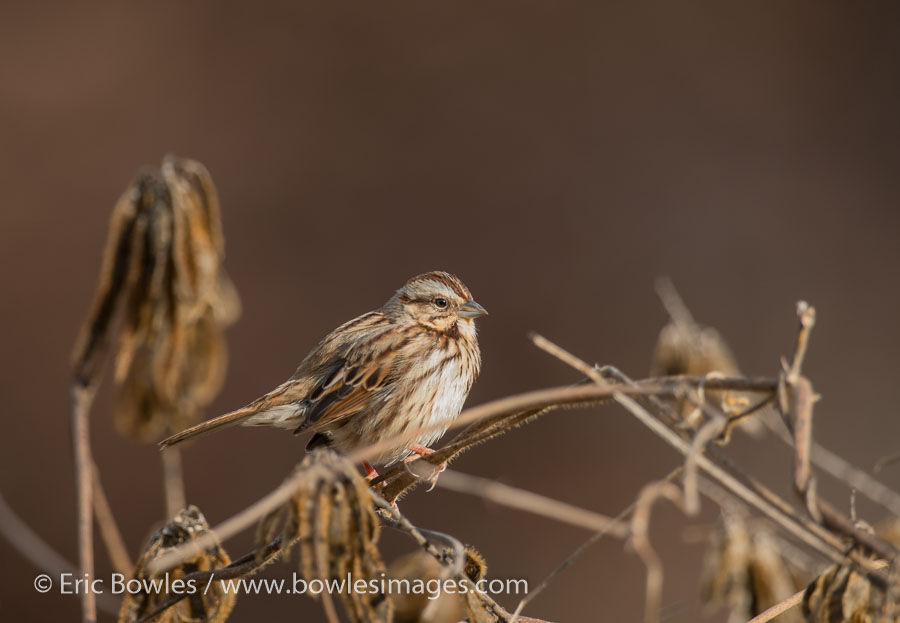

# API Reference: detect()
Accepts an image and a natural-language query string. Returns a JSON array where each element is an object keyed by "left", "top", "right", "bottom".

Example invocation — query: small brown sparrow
[{"left": 160, "top": 272, "right": 487, "bottom": 480}]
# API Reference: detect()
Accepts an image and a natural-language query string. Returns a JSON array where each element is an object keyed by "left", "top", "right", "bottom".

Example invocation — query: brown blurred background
[{"left": 2, "top": 1, "right": 900, "bottom": 621}]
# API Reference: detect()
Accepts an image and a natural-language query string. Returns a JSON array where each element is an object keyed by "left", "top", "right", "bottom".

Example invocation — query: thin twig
[
  {"left": 0, "top": 490, "right": 77, "bottom": 579},
  {"left": 630, "top": 480, "right": 685, "bottom": 623},
  {"left": 874, "top": 452, "right": 900, "bottom": 475},
  {"left": 788, "top": 301, "right": 816, "bottom": 382},
  {"left": 150, "top": 381, "right": 740, "bottom": 574},
  {"left": 509, "top": 467, "right": 683, "bottom": 623},
  {"left": 0, "top": 490, "right": 122, "bottom": 615},
  {"left": 654, "top": 276, "right": 695, "bottom": 328},
  {"left": 534, "top": 337, "right": 895, "bottom": 589},
  {"left": 435, "top": 469, "right": 629, "bottom": 537},
  {"left": 91, "top": 464, "right": 132, "bottom": 575},
  {"left": 745, "top": 589, "right": 804, "bottom": 623},
  {"left": 161, "top": 447, "right": 187, "bottom": 521},
  {"left": 72, "top": 383, "right": 97, "bottom": 623}
]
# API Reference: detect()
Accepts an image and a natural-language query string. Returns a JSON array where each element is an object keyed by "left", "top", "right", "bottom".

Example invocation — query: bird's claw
[{"left": 403, "top": 445, "right": 447, "bottom": 491}]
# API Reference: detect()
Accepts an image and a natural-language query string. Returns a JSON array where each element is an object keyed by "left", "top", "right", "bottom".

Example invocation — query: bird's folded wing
[{"left": 295, "top": 326, "right": 413, "bottom": 432}]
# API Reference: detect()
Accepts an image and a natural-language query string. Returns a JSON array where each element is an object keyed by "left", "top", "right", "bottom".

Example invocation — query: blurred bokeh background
[{"left": 2, "top": 1, "right": 900, "bottom": 621}]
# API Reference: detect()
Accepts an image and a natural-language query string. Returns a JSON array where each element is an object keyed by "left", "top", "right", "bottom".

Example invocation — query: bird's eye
[{"left": 433, "top": 297, "right": 448, "bottom": 309}]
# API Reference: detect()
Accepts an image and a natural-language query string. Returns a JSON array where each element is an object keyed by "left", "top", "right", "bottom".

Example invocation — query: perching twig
[{"left": 151, "top": 379, "right": 772, "bottom": 575}]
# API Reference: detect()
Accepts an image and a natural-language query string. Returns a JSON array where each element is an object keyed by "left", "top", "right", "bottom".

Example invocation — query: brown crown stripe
[{"left": 406, "top": 271, "right": 472, "bottom": 300}]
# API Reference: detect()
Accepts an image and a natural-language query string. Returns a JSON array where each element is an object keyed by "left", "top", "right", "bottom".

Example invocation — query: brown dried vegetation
[{"left": 3, "top": 159, "right": 899, "bottom": 623}]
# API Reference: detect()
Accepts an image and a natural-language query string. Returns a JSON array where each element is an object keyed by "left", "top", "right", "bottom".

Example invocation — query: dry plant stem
[
  {"left": 874, "top": 452, "right": 900, "bottom": 474},
  {"left": 0, "top": 490, "right": 76, "bottom": 576},
  {"left": 781, "top": 303, "right": 900, "bottom": 560},
  {"left": 373, "top": 495, "right": 464, "bottom": 574},
  {"left": 72, "top": 383, "right": 97, "bottom": 623},
  {"left": 654, "top": 276, "right": 696, "bottom": 327},
  {"left": 788, "top": 302, "right": 816, "bottom": 382},
  {"left": 150, "top": 380, "right": 737, "bottom": 574},
  {"left": 509, "top": 467, "right": 684, "bottom": 623},
  {"left": 631, "top": 481, "right": 686, "bottom": 623},
  {"left": 152, "top": 376, "right": 777, "bottom": 575},
  {"left": 745, "top": 589, "right": 804, "bottom": 623},
  {"left": 161, "top": 447, "right": 187, "bottom": 520},
  {"left": 0, "top": 491, "right": 122, "bottom": 615},
  {"left": 767, "top": 421, "right": 900, "bottom": 517},
  {"left": 541, "top": 341, "right": 896, "bottom": 589},
  {"left": 372, "top": 494, "right": 537, "bottom": 622},
  {"left": 684, "top": 414, "right": 725, "bottom": 515},
  {"left": 91, "top": 464, "right": 132, "bottom": 575},
  {"left": 602, "top": 366, "right": 844, "bottom": 554},
  {"left": 509, "top": 498, "right": 636, "bottom": 623},
  {"left": 435, "top": 470, "right": 629, "bottom": 537},
  {"left": 788, "top": 375, "right": 821, "bottom": 521},
  {"left": 602, "top": 366, "right": 900, "bottom": 579}
]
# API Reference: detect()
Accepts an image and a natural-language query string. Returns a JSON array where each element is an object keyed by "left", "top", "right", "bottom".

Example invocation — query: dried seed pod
[
  {"left": 802, "top": 525, "right": 899, "bottom": 623},
  {"left": 257, "top": 450, "right": 390, "bottom": 623},
  {"left": 118, "top": 505, "right": 235, "bottom": 623},
  {"left": 701, "top": 512, "right": 806, "bottom": 623},
  {"left": 801, "top": 563, "right": 899, "bottom": 623},
  {"left": 72, "top": 156, "right": 240, "bottom": 441},
  {"left": 652, "top": 309, "right": 765, "bottom": 436}
]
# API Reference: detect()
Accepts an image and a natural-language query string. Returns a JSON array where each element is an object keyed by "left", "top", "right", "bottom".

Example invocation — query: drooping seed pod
[
  {"left": 651, "top": 281, "right": 764, "bottom": 437},
  {"left": 72, "top": 156, "right": 240, "bottom": 441},
  {"left": 256, "top": 450, "right": 390, "bottom": 623},
  {"left": 700, "top": 511, "right": 807, "bottom": 623}
]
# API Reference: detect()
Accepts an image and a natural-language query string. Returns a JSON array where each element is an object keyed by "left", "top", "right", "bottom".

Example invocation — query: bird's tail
[{"left": 159, "top": 406, "right": 258, "bottom": 448}]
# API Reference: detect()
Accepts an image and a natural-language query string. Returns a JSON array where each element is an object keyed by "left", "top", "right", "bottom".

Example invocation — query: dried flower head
[
  {"left": 72, "top": 155, "right": 240, "bottom": 440},
  {"left": 802, "top": 563, "right": 898, "bottom": 623},
  {"left": 118, "top": 505, "right": 235, "bottom": 623},
  {"left": 257, "top": 450, "right": 390, "bottom": 623},
  {"left": 802, "top": 520, "right": 900, "bottom": 623},
  {"left": 651, "top": 295, "right": 764, "bottom": 436}
]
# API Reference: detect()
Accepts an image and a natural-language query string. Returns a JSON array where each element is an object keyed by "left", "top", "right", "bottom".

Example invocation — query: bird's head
[{"left": 386, "top": 271, "right": 488, "bottom": 336}]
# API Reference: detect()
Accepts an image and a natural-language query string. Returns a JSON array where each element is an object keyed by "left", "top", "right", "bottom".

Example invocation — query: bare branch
[
  {"left": 630, "top": 480, "right": 685, "bottom": 623},
  {"left": 435, "top": 469, "right": 629, "bottom": 537},
  {"left": 509, "top": 467, "right": 683, "bottom": 623},
  {"left": 161, "top": 447, "right": 187, "bottom": 521},
  {"left": 91, "top": 464, "right": 132, "bottom": 575},
  {"left": 654, "top": 276, "right": 696, "bottom": 328}
]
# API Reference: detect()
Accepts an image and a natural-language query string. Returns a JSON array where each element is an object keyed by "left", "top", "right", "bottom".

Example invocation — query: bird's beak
[{"left": 458, "top": 299, "right": 488, "bottom": 319}]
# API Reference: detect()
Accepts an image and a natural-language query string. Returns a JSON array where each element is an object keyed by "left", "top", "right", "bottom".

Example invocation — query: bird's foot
[
  {"left": 363, "top": 461, "right": 386, "bottom": 489},
  {"left": 404, "top": 445, "right": 446, "bottom": 491}
]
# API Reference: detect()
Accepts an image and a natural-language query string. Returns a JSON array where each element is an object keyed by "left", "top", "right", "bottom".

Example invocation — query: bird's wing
[{"left": 294, "top": 324, "right": 415, "bottom": 433}]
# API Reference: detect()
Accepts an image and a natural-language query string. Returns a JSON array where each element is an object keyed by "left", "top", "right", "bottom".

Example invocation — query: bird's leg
[
  {"left": 363, "top": 461, "right": 380, "bottom": 482},
  {"left": 403, "top": 445, "right": 447, "bottom": 491}
]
